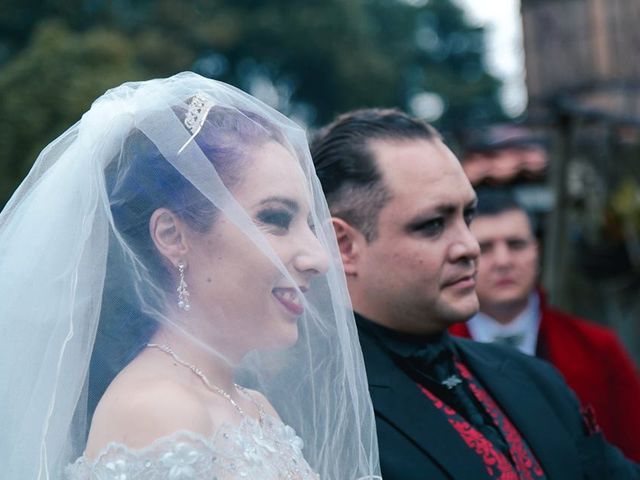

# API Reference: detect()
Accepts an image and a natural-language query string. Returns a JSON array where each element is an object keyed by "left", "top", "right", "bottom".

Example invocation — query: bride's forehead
[
  {"left": 220, "top": 145, "right": 311, "bottom": 215},
  {"left": 244, "top": 143, "right": 306, "bottom": 187}
]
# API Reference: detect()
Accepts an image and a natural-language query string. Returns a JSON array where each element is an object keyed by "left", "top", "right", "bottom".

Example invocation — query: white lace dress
[{"left": 66, "top": 414, "right": 319, "bottom": 479}]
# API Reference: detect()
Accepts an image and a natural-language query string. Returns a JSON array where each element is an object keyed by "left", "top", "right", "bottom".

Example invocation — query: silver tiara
[{"left": 178, "top": 92, "right": 215, "bottom": 154}]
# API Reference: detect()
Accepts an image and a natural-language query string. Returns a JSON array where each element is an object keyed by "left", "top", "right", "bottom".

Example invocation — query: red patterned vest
[{"left": 418, "top": 361, "right": 546, "bottom": 480}]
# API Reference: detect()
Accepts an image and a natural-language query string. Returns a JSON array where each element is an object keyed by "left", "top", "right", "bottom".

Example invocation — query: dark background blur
[{"left": 0, "top": 0, "right": 508, "bottom": 207}]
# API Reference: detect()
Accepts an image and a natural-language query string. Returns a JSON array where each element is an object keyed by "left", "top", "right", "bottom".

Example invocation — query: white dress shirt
[{"left": 467, "top": 293, "right": 541, "bottom": 356}]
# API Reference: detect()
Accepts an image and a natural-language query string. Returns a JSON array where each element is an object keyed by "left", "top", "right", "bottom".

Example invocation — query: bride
[{"left": 0, "top": 72, "right": 380, "bottom": 479}]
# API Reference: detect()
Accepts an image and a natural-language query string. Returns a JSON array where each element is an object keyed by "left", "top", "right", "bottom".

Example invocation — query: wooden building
[{"left": 520, "top": 0, "right": 640, "bottom": 359}]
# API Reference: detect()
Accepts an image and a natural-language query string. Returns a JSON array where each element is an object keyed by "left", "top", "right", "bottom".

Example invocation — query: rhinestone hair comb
[{"left": 178, "top": 92, "right": 215, "bottom": 154}]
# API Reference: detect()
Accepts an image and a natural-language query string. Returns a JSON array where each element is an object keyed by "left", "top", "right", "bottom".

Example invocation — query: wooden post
[{"left": 542, "top": 111, "right": 572, "bottom": 307}]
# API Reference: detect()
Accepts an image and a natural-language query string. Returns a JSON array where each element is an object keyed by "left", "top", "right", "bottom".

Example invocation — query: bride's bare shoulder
[
  {"left": 241, "top": 387, "right": 280, "bottom": 418},
  {"left": 84, "top": 370, "right": 237, "bottom": 459}
]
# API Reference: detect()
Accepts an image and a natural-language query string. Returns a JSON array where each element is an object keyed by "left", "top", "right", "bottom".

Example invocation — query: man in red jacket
[{"left": 450, "top": 191, "right": 640, "bottom": 461}]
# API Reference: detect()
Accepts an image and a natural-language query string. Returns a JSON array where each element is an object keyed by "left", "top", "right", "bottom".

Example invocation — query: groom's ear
[
  {"left": 331, "top": 218, "right": 366, "bottom": 276},
  {"left": 149, "top": 208, "right": 189, "bottom": 267}
]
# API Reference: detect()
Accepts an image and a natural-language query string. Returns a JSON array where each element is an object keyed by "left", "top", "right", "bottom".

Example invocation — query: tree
[
  {"left": 0, "top": 0, "right": 506, "bottom": 205},
  {"left": 0, "top": 21, "right": 146, "bottom": 202}
]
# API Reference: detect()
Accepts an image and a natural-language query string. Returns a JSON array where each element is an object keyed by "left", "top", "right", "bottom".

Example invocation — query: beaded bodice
[{"left": 66, "top": 414, "right": 319, "bottom": 479}]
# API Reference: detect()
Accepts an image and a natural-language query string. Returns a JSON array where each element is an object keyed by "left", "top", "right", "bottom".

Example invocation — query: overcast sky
[{"left": 455, "top": 0, "right": 527, "bottom": 116}]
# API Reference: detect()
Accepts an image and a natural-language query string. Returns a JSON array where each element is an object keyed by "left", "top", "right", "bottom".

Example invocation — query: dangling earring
[{"left": 177, "top": 262, "right": 191, "bottom": 311}]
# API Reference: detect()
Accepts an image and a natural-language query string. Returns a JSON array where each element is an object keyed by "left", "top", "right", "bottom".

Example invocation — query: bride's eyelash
[
  {"left": 307, "top": 214, "right": 318, "bottom": 234},
  {"left": 257, "top": 208, "right": 293, "bottom": 230}
]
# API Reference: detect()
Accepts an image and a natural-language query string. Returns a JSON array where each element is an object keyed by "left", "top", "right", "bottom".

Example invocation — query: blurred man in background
[{"left": 450, "top": 191, "right": 640, "bottom": 461}]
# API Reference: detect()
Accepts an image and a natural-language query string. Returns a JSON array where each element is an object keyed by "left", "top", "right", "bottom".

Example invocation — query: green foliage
[
  {"left": 0, "top": 20, "right": 146, "bottom": 202},
  {"left": 0, "top": 0, "right": 507, "bottom": 205}
]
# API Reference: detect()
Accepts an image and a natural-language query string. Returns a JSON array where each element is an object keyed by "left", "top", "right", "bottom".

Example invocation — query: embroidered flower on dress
[
  {"left": 160, "top": 442, "right": 202, "bottom": 479},
  {"left": 102, "top": 458, "right": 128, "bottom": 480}
]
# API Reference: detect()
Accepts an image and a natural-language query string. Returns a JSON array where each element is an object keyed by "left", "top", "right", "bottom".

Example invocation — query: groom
[{"left": 311, "top": 108, "right": 640, "bottom": 479}]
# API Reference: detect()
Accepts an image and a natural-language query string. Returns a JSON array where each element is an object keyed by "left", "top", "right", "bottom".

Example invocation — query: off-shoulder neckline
[{"left": 71, "top": 412, "right": 283, "bottom": 470}]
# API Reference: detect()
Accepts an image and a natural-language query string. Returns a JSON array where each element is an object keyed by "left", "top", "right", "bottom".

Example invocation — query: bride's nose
[{"left": 293, "top": 230, "right": 330, "bottom": 276}]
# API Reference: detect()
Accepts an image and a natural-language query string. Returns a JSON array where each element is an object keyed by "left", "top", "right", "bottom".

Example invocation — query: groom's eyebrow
[{"left": 258, "top": 196, "right": 299, "bottom": 212}]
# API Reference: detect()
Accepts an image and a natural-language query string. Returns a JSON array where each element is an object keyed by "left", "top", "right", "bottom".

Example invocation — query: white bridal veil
[{"left": 0, "top": 72, "right": 380, "bottom": 479}]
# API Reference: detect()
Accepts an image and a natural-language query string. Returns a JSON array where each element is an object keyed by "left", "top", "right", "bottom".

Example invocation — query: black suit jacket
[{"left": 358, "top": 322, "right": 640, "bottom": 479}]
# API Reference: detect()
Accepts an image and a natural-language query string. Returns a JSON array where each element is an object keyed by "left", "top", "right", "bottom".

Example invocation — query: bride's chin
[{"left": 258, "top": 322, "right": 300, "bottom": 352}]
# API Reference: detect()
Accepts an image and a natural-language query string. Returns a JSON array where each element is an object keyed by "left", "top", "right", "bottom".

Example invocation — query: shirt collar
[
  {"left": 467, "top": 292, "right": 541, "bottom": 355},
  {"left": 354, "top": 312, "right": 454, "bottom": 365}
]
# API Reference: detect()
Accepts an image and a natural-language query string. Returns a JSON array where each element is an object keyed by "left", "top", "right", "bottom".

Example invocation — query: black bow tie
[{"left": 407, "top": 339, "right": 464, "bottom": 390}]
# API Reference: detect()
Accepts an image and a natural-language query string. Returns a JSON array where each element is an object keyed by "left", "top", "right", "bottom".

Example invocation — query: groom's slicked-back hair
[{"left": 311, "top": 108, "right": 439, "bottom": 241}]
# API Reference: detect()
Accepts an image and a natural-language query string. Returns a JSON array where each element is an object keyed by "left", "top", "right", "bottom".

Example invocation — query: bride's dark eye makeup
[
  {"left": 257, "top": 208, "right": 293, "bottom": 231},
  {"left": 255, "top": 196, "right": 301, "bottom": 234}
]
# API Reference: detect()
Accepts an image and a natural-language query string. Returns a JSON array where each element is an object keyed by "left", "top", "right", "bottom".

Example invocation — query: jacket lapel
[
  {"left": 361, "top": 333, "right": 490, "bottom": 479},
  {"left": 455, "top": 339, "right": 584, "bottom": 480}
]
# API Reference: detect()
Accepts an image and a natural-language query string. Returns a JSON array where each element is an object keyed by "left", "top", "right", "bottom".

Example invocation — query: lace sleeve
[{"left": 66, "top": 416, "right": 319, "bottom": 480}]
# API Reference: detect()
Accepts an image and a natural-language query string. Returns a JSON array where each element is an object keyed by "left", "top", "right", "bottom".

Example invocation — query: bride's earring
[{"left": 176, "top": 262, "right": 191, "bottom": 311}]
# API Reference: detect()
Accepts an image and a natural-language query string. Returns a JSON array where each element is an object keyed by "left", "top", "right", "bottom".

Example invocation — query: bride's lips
[{"left": 272, "top": 287, "right": 305, "bottom": 316}]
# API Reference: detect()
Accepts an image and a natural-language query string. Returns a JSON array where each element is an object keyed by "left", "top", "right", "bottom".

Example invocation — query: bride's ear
[{"left": 149, "top": 208, "right": 189, "bottom": 267}]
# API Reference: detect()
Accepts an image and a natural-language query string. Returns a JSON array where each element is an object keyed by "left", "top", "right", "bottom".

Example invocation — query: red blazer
[{"left": 450, "top": 295, "right": 640, "bottom": 462}]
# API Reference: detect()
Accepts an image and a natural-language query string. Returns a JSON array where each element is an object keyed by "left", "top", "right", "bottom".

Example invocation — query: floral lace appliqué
[{"left": 66, "top": 414, "right": 319, "bottom": 480}]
